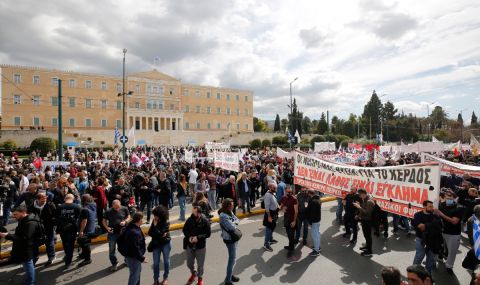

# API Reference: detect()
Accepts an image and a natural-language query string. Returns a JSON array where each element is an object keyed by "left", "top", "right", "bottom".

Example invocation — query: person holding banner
[{"left": 353, "top": 189, "right": 374, "bottom": 257}]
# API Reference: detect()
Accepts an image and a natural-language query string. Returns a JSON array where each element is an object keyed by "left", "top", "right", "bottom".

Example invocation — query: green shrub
[
  {"left": 272, "top": 136, "right": 288, "bottom": 145},
  {"left": 30, "top": 137, "right": 56, "bottom": 156},
  {"left": 310, "top": 135, "right": 325, "bottom": 147},
  {"left": 250, "top": 139, "right": 262, "bottom": 149},
  {"left": 2, "top": 140, "right": 17, "bottom": 150},
  {"left": 261, "top": 139, "right": 272, "bottom": 148}
]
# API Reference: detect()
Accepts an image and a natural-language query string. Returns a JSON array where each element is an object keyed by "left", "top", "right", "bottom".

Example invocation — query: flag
[
  {"left": 114, "top": 127, "right": 121, "bottom": 144},
  {"left": 33, "top": 157, "right": 42, "bottom": 170},
  {"left": 130, "top": 153, "right": 142, "bottom": 167},
  {"left": 294, "top": 130, "right": 301, "bottom": 144},
  {"left": 473, "top": 215, "right": 480, "bottom": 259},
  {"left": 432, "top": 136, "right": 439, "bottom": 143},
  {"left": 127, "top": 126, "right": 136, "bottom": 146},
  {"left": 140, "top": 152, "right": 149, "bottom": 162},
  {"left": 287, "top": 131, "right": 293, "bottom": 143}
]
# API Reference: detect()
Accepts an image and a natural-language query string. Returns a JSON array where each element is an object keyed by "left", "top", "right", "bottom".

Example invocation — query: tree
[
  {"left": 430, "top": 106, "right": 447, "bottom": 129},
  {"left": 471, "top": 111, "right": 478, "bottom": 126},
  {"left": 302, "top": 116, "right": 312, "bottom": 134},
  {"left": 30, "top": 137, "right": 56, "bottom": 156},
  {"left": 272, "top": 136, "right": 288, "bottom": 145},
  {"left": 361, "top": 90, "right": 383, "bottom": 139},
  {"left": 457, "top": 113, "right": 464, "bottom": 125},
  {"left": 261, "top": 139, "right": 271, "bottom": 148},
  {"left": 274, "top": 114, "right": 281, "bottom": 132},
  {"left": 288, "top": 98, "right": 303, "bottom": 135},
  {"left": 316, "top": 112, "right": 328, "bottom": 134},
  {"left": 253, "top": 117, "right": 267, "bottom": 132},
  {"left": 250, "top": 139, "right": 262, "bottom": 149},
  {"left": 280, "top": 119, "right": 289, "bottom": 133},
  {"left": 382, "top": 101, "right": 397, "bottom": 121},
  {"left": 2, "top": 139, "right": 17, "bottom": 150}
]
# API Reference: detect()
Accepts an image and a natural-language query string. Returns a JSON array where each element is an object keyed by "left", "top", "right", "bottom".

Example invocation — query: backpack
[
  {"left": 117, "top": 226, "right": 129, "bottom": 256},
  {"left": 35, "top": 219, "right": 47, "bottom": 246}
]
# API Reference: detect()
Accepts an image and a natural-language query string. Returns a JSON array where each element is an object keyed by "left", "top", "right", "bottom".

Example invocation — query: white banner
[
  {"left": 422, "top": 153, "right": 480, "bottom": 178},
  {"left": 205, "top": 142, "right": 230, "bottom": 152},
  {"left": 185, "top": 150, "right": 194, "bottom": 164},
  {"left": 314, "top": 142, "right": 336, "bottom": 152},
  {"left": 294, "top": 151, "right": 440, "bottom": 218},
  {"left": 214, "top": 151, "right": 240, "bottom": 172},
  {"left": 277, "top": 147, "right": 293, "bottom": 159}
]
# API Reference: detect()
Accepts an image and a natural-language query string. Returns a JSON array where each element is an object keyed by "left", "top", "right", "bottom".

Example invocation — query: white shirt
[
  {"left": 188, "top": 169, "right": 198, "bottom": 184},
  {"left": 19, "top": 176, "right": 29, "bottom": 194}
]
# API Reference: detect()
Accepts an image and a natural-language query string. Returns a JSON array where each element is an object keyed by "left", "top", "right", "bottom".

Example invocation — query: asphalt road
[{"left": 0, "top": 203, "right": 473, "bottom": 285}]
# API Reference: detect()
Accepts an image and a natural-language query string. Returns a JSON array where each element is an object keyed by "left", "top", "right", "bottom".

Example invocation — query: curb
[{"left": 0, "top": 196, "right": 337, "bottom": 259}]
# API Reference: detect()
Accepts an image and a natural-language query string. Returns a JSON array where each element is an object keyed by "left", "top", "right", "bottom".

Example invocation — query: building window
[
  {"left": 52, "top": 118, "right": 58, "bottom": 127},
  {"left": 135, "top": 84, "right": 140, "bottom": 93},
  {"left": 236, "top": 108, "right": 240, "bottom": 116},
  {"left": 207, "top": 122, "right": 211, "bottom": 129},
  {"left": 153, "top": 86, "right": 157, "bottom": 94},
  {"left": 69, "top": 79, "right": 76, "bottom": 88},
  {"left": 207, "top": 92, "right": 211, "bottom": 99},
  {"left": 85, "top": 99, "right": 92, "bottom": 108},
  {"left": 244, "top": 95, "right": 249, "bottom": 102},
  {"left": 152, "top": 101, "right": 157, "bottom": 109},
  {"left": 185, "top": 122, "right": 190, "bottom": 129},
  {"left": 13, "top": 95, "right": 21, "bottom": 105},
  {"left": 159, "top": 86, "right": 164, "bottom": 95},
  {"left": 226, "top": 94, "right": 230, "bottom": 100},
  {"left": 217, "top": 122, "right": 221, "bottom": 129},
  {"left": 226, "top": 107, "right": 231, "bottom": 115},
  {"left": 52, "top": 97, "right": 58, "bottom": 106},
  {"left": 196, "top": 122, "right": 200, "bottom": 129},
  {"left": 85, "top": 119, "right": 92, "bottom": 128},
  {"left": 101, "top": 119, "right": 107, "bottom": 128},
  {"left": 169, "top": 88, "right": 174, "bottom": 95},
  {"left": 69, "top": 118, "right": 75, "bottom": 127},
  {"left": 216, "top": 92, "right": 221, "bottom": 99},
  {"left": 183, "top": 90, "right": 189, "bottom": 96},
  {"left": 245, "top": 109, "right": 249, "bottom": 116},
  {"left": 216, "top": 107, "right": 221, "bottom": 114},
  {"left": 33, "top": 117, "right": 40, "bottom": 126},
  {"left": 237, "top": 123, "right": 240, "bottom": 130},
  {"left": 33, "top": 95, "right": 40, "bottom": 106},
  {"left": 170, "top": 104, "right": 175, "bottom": 110},
  {"left": 235, "top": 95, "right": 239, "bottom": 101},
  {"left": 147, "top": 85, "right": 152, "bottom": 93},
  {"left": 159, "top": 102, "right": 164, "bottom": 109},
  {"left": 69, "top": 97, "right": 76, "bottom": 107},
  {"left": 116, "top": 100, "right": 122, "bottom": 110},
  {"left": 14, "top": 73, "right": 21, "bottom": 84},
  {"left": 195, "top": 90, "right": 200, "bottom": 97},
  {"left": 101, "top": 81, "right": 107, "bottom": 90},
  {"left": 116, "top": 83, "right": 122, "bottom": 92},
  {"left": 85, "top": 80, "right": 92, "bottom": 89},
  {"left": 196, "top": 106, "right": 200, "bottom": 113},
  {"left": 14, "top": 117, "right": 21, "bottom": 126},
  {"left": 52, "top": 77, "right": 59, "bottom": 86},
  {"left": 185, "top": 105, "right": 190, "bottom": 112},
  {"left": 116, "top": 120, "right": 122, "bottom": 128},
  {"left": 147, "top": 101, "right": 152, "bottom": 109},
  {"left": 33, "top": 75, "right": 40, "bottom": 85},
  {"left": 206, "top": 107, "right": 211, "bottom": 114},
  {"left": 134, "top": 102, "right": 140, "bottom": 109},
  {"left": 245, "top": 123, "right": 249, "bottom": 130},
  {"left": 101, "top": 100, "right": 107, "bottom": 109}
]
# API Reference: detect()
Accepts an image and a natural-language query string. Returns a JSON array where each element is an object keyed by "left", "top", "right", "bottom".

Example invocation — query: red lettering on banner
[{"left": 298, "top": 166, "right": 309, "bottom": 177}]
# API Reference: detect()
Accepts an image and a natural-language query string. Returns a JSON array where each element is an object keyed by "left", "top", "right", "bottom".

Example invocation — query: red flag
[{"left": 33, "top": 157, "right": 42, "bottom": 169}]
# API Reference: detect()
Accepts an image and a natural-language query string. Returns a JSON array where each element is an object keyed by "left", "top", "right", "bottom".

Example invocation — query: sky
[{"left": 1, "top": 0, "right": 479, "bottom": 122}]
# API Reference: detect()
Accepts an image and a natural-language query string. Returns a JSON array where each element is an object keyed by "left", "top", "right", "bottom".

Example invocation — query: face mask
[{"left": 446, "top": 199, "right": 455, "bottom": 206}]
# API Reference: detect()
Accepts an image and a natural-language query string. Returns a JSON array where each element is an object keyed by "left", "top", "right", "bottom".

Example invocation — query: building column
[
  {"left": 178, "top": 118, "right": 182, "bottom": 130},
  {"left": 170, "top": 117, "right": 173, "bottom": 130}
]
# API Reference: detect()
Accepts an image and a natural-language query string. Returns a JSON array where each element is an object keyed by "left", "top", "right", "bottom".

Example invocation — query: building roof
[{"left": 129, "top": 69, "right": 179, "bottom": 82}]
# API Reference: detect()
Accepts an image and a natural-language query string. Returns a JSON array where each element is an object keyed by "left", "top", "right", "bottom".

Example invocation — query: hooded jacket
[
  {"left": 306, "top": 194, "right": 321, "bottom": 223},
  {"left": 6, "top": 214, "right": 40, "bottom": 262}
]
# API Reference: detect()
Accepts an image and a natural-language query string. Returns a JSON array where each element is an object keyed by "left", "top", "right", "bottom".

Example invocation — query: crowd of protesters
[{"left": 0, "top": 145, "right": 479, "bottom": 284}]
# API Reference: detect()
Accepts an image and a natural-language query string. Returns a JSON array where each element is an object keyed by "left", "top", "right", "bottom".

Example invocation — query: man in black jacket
[
  {"left": 28, "top": 190, "right": 57, "bottom": 266},
  {"left": 1, "top": 205, "right": 41, "bottom": 285},
  {"left": 306, "top": 190, "right": 321, "bottom": 256},
  {"left": 183, "top": 206, "right": 211, "bottom": 285},
  {"left": 122, "top": 212, "right": 147, "bottom": 285},
  {"left": 342, "top": 186, "right": 361, "bottom": 243},
  {"left": 56, "top": 193, "right": 81, "bottom": 269}
]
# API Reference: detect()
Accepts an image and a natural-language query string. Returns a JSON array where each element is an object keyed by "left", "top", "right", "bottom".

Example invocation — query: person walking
[
  {"left": 77, "top": 194, "right": 97, "bottom": 267},
  {"left": 279, "top": 186, "right": 298, "bottom": 254},
  {"left": 206, "top": 168, "right": 217, "bottom": 210},
  {"left": 56, "top": 193, "right": 81, "bottom": 269},
  {"left": 295, "top": 187, "right": 310, "bottom": 245},
  {"left": 149, "top": 205, "right": 172, "bottom": 285},
  {"left": 219, "top": 198, "right": 241, "bottom": 285},
  {"left": 102, "top": 199, "right": 131, "bottom": 271},
  {"left": 122, "top": 212, "right": 147, "bottom": 285},
  {"left": 263, "top": 182, "right": 279, "bottom": 252},
  {"left": 343, "top": 186, "right": 361, "bottom": 243},
  {"left": 353, "top": 189, "right": 375, "bottom": 257},
  {"left": 0, "top": 205, "right": 42, "bottom": 285},
  {"left": 177, "top": 174, "right": 188, "bottom": 221},
  {"left": 183, "top": 206, "right": 212, "bottom": 285},
  {"left": 237, "top": 172, "right": 252, "bottom": 214},
  {"left": 306, "top": 190, "right": 321, "bottom": 256}
]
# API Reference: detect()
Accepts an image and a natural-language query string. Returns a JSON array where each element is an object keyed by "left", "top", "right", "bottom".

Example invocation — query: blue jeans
[
  {"left": 225, "top": 242, "right": 237, "bottom": 283},
  {"left": 208, "top": 190, "right": 217, "bottom": 210},
  {"left": 336, "top": 198, "right": 343, "bottom": 221},
  {"left": 126, "top": 257, "right": 142, "bottom": 285},
  {"left": 295, "top": 216, "right": 309, "bottom": 241},
  {"left": 311, "top": 222, "right": 321, "bottom": 252},
  {"left": 140, "top": 199, "right": 152, "bottom": 221},
  {"left": 413, "top": 238, "right": 435, "bottom": 274},
  {"left": 393, "top": 215, "right": 411, "bottom": 232},
  {"left": 45, "top": 228, "right": 56, "bottom": 260},
  {"left": 153, "top": 241, "right": 171, "bottom": 281},
  {"left": 23, "top": 259, "right": 35, "bottom": 285},
  {"left": 60, "top": 233, "right": 76, "bottom": 265},
  {"left": 264, "top": 227, "right": 273, "bottom": 246},
  {"left": 108, "top": 233, "right": 120, "bottom": 265},
  {"left": 178, "top": 196, "right": 186, "bottom": 221},
  {"left": 2, "top": 203, "right": 11, "bottom": 226},
  {"left": 241, "top": 195, "right": 251, "bottom": 213}
]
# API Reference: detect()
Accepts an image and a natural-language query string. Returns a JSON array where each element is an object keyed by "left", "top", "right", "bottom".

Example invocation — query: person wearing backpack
[
  {"left": 28, "top": 190, "right": 57, "bottom": 266},
  {"left": 1, "top": 204, "right": 42, "bottom": 285},
  {"left": 56, "top": 193, "right": 81, "bottom": 269},
  {"left": 219, "top": 198, "right": 241, "bottom": 285}
]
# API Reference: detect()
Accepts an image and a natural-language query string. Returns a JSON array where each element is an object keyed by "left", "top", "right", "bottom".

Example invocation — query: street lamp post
[{"left": 122, "top": 48, "right": 127, "bottom": 162}]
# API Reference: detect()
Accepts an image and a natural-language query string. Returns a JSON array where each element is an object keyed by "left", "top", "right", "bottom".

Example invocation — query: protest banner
[
  {"left": 214, "top": 151, "right": 239, "bottom": 172},
  {"left": 294, "top": 151, "right": 440, "bottom": 218},
  {"left": 205, "top": 142, "right": 230, "bottom": 152},
  {"left": 277, "top": 147, "right": 293, "bottom": 159},
  {"left": 185, "top": 150, "right": 194, "bottom": 163},
  {"left": 422, "top": 153, "right": 480, "bottom": 178},
  {"left": 314, "top": 142, "right": 336, "bottom": 152}
]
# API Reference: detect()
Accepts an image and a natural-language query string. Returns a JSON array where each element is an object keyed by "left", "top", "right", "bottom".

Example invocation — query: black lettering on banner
[
  {"left": 389, "top": 169, "right": 397, "bottom": 181},
  {"left": 416, "top": 168, "right": 424, "bottom": 184},
  {"left": 381, "top": 169, "right": 388, "bottom": 179},
  {"left": 397, "top": 169, "right": 403, "bottom": 182},
  {"left": 408, "top": 169, "right": 416, "bottom": 183},
  {"left": 404, "top": 169, "right": 410, "bottom": 182},
  {"left": 424, "top": 168, "right": 431, "bottom": 184}
]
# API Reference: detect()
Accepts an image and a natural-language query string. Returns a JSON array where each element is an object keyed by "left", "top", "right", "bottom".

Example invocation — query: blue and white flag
[
  {"left": 114, "top": 127, "right": 121, "bottom": 144},
  {"left": 473, "top": 215, "right": 480, "bottom": 259},
  {"left": 287, "top": 131, "right": 293, "bottom": 143}
]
